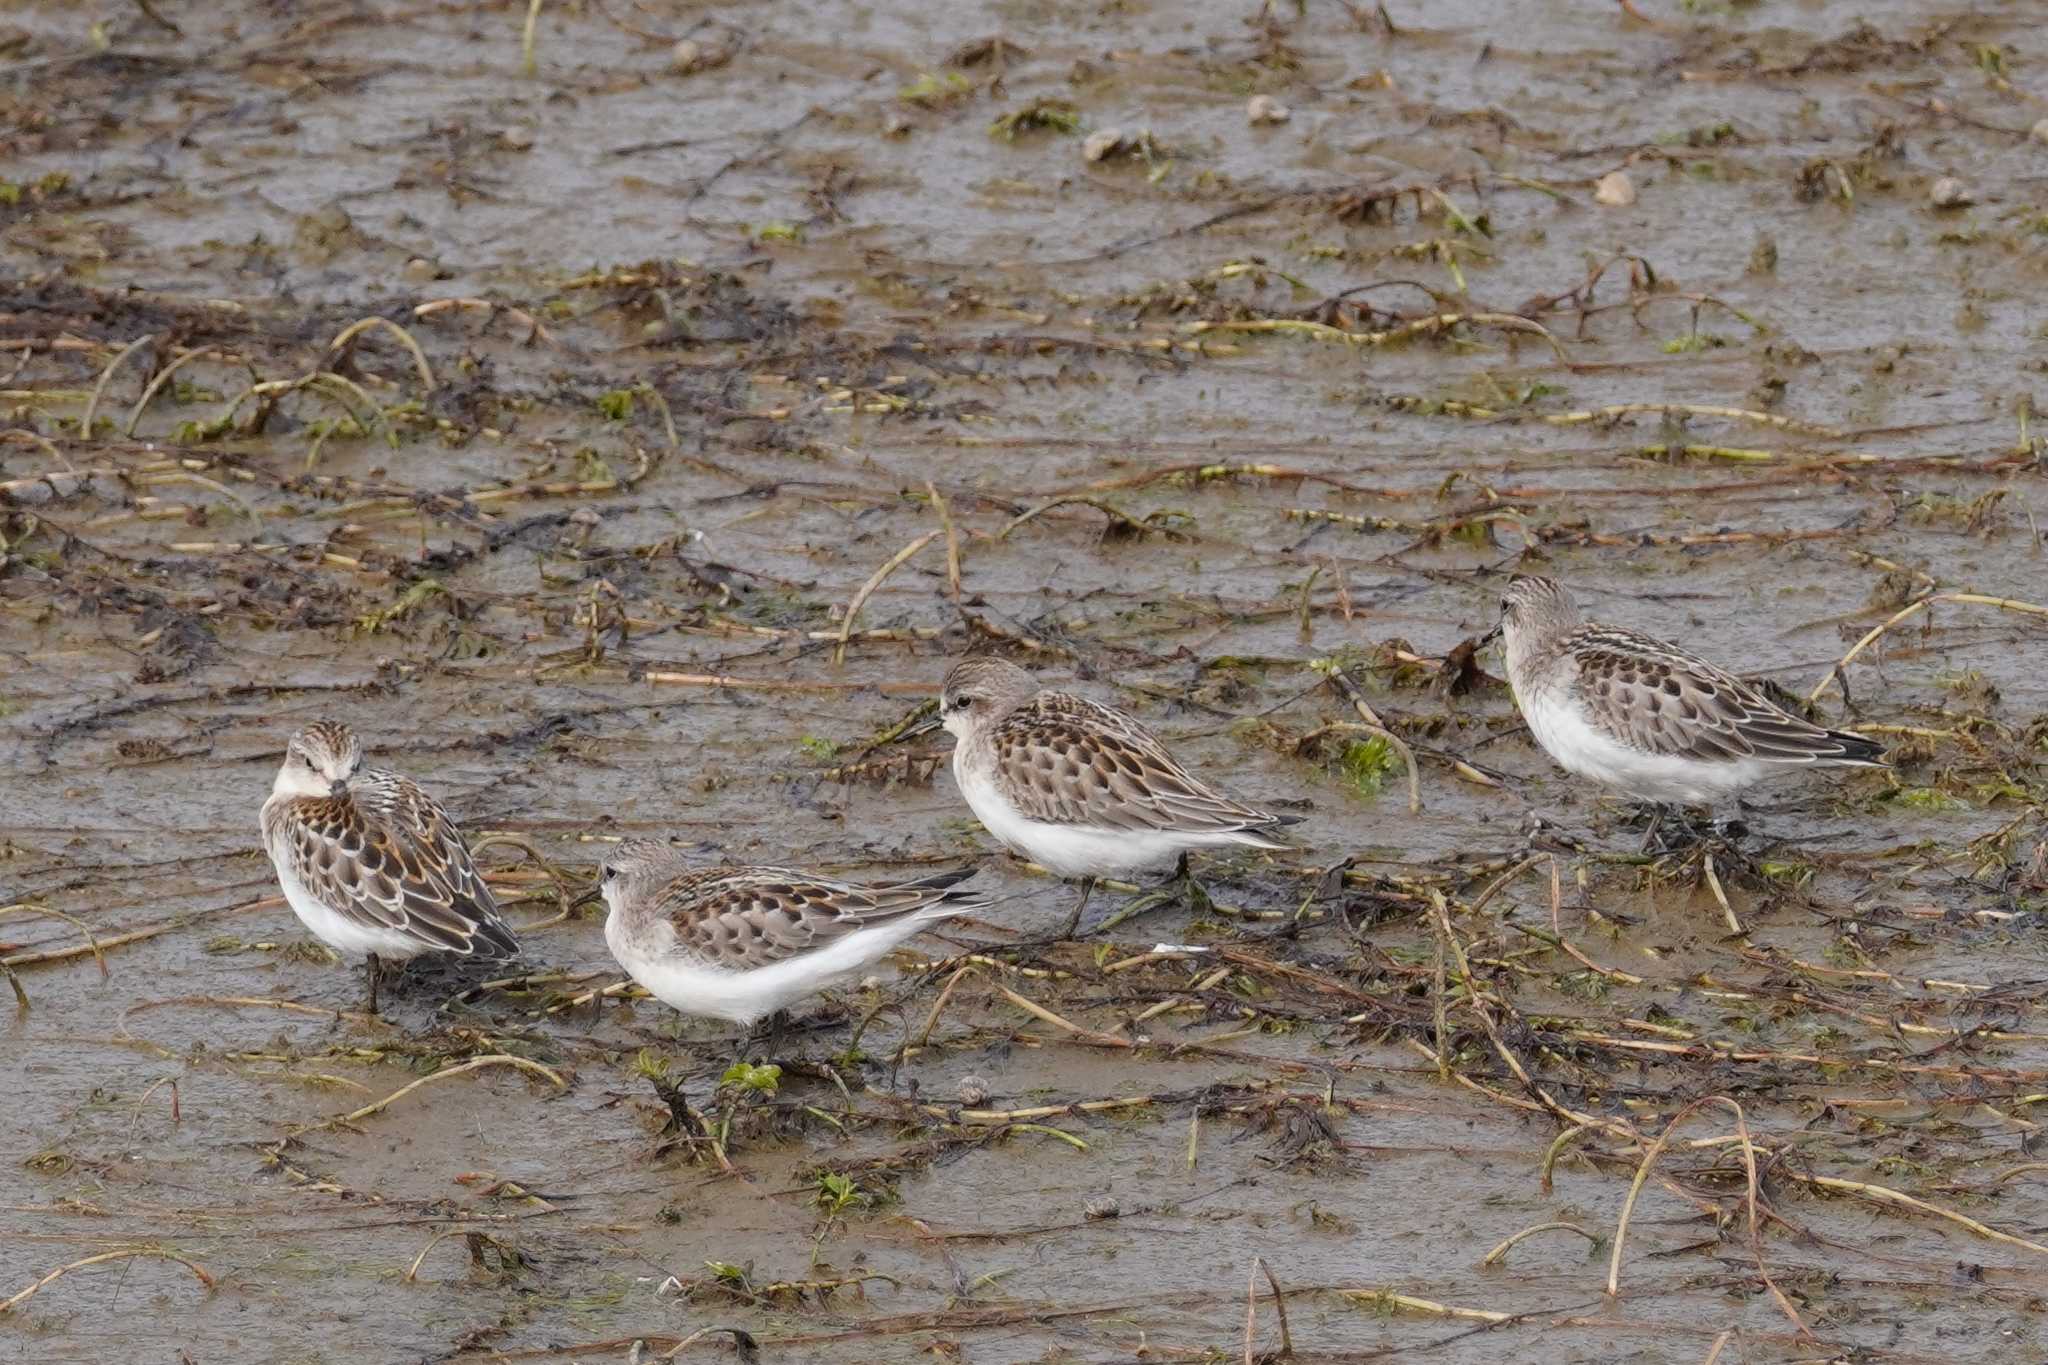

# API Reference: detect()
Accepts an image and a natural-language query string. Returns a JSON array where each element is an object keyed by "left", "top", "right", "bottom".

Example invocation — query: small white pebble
[
  {"left": 1082, "top": 128, "right": 1124, "bottom": 162},
  {"left": 1246, "top": 95, "right": 1290, "bottom": 126},
  {"left": 401, "top": 257, "right": 437, "bottom": 284},
  {"left": 858, "top": 974, "right": 884, "bottom": 992},
  {"left": 568, "top": 506, "right": 601, "bottom": 528},
  {"left": 1593, "top": 170, "right": 1636, "bottom": 207},
  {"left": 499, "top": 126, "right": 535, "bottom": 151},
  {"left": 956, "top": 1074, "right": 990, "bottom": 1105},
  {"left": 669, "top": 39, "right": 701, "bottom": 73},
  {"left": 1929, "top": 175, "right": 1973, "bottom": 208},
  {"left": 1084, "top": 1195, "right": 1121, "bottom": 1220},
  {"left": 2031, "top": 117, "right": 2048, "bottom": 146}
]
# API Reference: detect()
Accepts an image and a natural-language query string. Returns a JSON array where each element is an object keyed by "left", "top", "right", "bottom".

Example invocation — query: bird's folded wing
[
  {"left": 659, "top": 867, "right": 956, "bottom": 970},
  {"left": 989, "top": 693, "right": 1282, "bottom": 832},
  {"left": 279, "top": 774, "right": 505, "bottom": 951},
  {"left": 1570, "top": 627, "right": 1848, "bottom": 763}
]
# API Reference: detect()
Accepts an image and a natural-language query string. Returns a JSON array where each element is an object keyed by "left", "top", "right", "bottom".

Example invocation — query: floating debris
[
  {"left": 1246, "top": 95, "right": 1291, "bottom": 126},
  {"left": 1929, "top": 175, "right": 1974, "bottom": 209},
  {"left": 1082, "top": 128, "right": 1124, "bottom": 162},
  {"left": 1594, "top": 170, "right": 1636, "bottom": 206},
  {"left": 989, "top": 99, "right": 1082, "bottom": 141}
]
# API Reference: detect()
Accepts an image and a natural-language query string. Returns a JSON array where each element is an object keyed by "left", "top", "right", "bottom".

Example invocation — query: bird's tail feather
[
  {"left": 877, "top": 866, "right": 993, "bottom": 919},
  {"left": 898, "top": 865, "right": 983, "bottom": 894},
  {"left": 1824, "top": 729, "right": 1888, "bottom": 767},
  {"left": 469, "top": 915, "right": 520, "bottom": 959},
  {"left": 1223, "top": 813, "right": 1302, "bottom": 851}
]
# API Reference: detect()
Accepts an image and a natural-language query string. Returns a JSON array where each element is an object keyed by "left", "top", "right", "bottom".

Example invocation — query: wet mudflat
[{"left": 5, "top": 0, "right": 2048, "bottom": 1360}]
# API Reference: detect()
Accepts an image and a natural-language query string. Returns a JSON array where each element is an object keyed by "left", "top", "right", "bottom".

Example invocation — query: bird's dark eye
[
  {"left": 956, "top": 695, "right": 976, "bottom": 710},
  {"left": 600, "top": 864, "right": 616, "bottom": 884}
]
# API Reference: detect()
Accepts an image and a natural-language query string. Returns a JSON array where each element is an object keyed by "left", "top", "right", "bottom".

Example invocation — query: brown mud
[{"left": 5, "top": 0, "right": 2048, "bottom": 1361}]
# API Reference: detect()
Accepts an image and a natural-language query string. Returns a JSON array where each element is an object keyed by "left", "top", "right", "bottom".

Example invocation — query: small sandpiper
[
  {"left": 1494, "top": 575, "right": 1886, "bottom": 837},
  {"left": 935, "top": 656, "right": 1299, "bottom": 937},
  {"left": 260, "top": 721, "right": 518, "bottom": 1013},
  {"left": 598, "top": 839, "right": 987, "bottom": 1034}
]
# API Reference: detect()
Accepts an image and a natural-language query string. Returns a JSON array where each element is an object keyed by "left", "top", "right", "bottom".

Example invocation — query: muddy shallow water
[{"left": 6, "top": 0, "right": 2048, "bottom": 1361}]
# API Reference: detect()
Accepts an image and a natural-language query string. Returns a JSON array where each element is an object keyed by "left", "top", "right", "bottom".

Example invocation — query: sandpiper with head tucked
[
  {"left": 597, "top": 839, "right": 987, "bottom": 1033},
  {"left": 1493, "top": 575, "right": 1885, "bottom": 834},
  {"left": 260, "top": 721, "right": 518, "bottom": 1013},
  {"left": 935, "top": 656, "right": 1299, "bottom": 937}
]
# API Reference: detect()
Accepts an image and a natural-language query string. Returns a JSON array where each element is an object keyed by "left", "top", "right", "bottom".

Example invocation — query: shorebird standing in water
[
  {"left": 934, "top": 656, "right": 1299, "bottom": 937},
  {"left": 261, "top": 721, "right": 518, "bottom": 1013},
  {"left": 1493, "top": 575, "right": 1886, "bottom": 843},
  {"left": 597, "top": 839, "right": 987, "bottom": 1040}
]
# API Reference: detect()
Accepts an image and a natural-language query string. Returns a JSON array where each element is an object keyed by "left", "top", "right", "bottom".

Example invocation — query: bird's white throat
[{"left": 271, "top": 764, "right": 335, "bottom": 800}]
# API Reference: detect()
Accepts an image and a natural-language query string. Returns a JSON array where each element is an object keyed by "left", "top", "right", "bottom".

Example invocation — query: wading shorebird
[
  {"left": 597, "top": 839, "right": 987, "bottom": 1038},
  {"left": 261, "top": 721, "right": 518, "bottom": 1013},
  {"left": 934, "top": 656, "right": 1300, "bottom": 937},
  {"left": 1492, "top": 575, "right": 1886, "bottom": 841}
]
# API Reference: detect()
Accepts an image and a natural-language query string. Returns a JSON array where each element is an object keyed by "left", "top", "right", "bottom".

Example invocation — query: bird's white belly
[
  {"left": 265, "top": 837, "right": 425, "bottom": 960},
  {"left": 604, "top": 902, "right": 925, "bottom": 1027},
  {"left": 1522, "top": 690, "right": 1763, "bottom": 805},
  {"left": 954, "top": 762, "right": 1190, "bottom": 878}
]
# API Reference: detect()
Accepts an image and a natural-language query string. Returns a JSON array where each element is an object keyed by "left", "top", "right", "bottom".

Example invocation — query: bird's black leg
[
  {"left": 1637, "top": 803, "right": 1671, "bottom": 855},
  {"left": 1164, "top": 852, "right": 1209, "bottom": 914},
  {"left": 1511, "top": 806, "right": 1593, "bottom": 859},
  {"left": 744, "top": 1008, "right": 790, "bottom": 1062},
  {"left": 1092, "top": 855, "right": 1209, "bottom": 937},
  {"left": 363, "top": 952, "right": 382, "bottom": 1017},
  {"left": 1060, "top": 877, "right": 1097, "bottom": 940}
]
